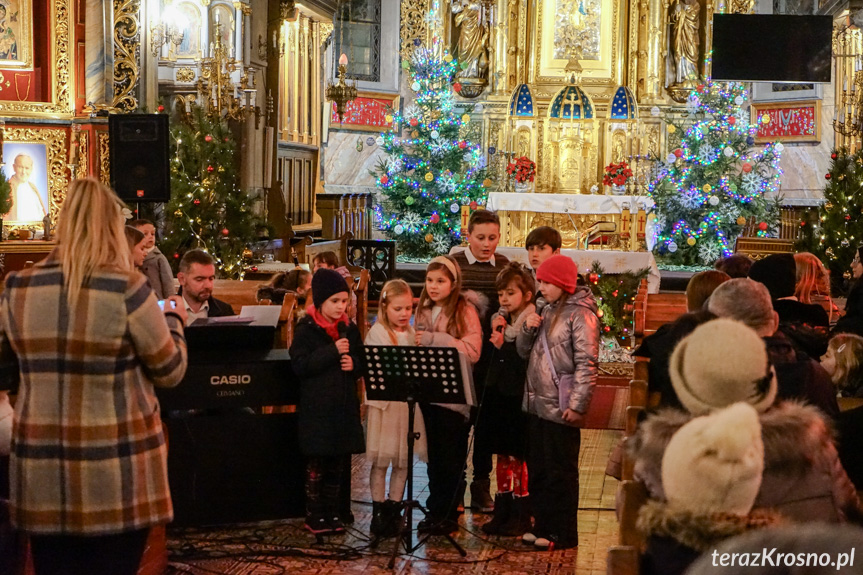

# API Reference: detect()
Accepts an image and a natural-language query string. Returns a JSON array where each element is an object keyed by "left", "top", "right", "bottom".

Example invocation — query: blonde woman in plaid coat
[{"left": 0, "top": 178, "right": 188, "bottom": 575}]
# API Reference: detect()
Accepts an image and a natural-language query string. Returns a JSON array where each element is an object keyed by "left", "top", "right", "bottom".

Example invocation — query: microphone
[
  {"left": 528, "top": 297, "right": 548, "bottom": 335},
  {"left": 337, "top": 321, "right": 348, "bottom": 354},
  {"left": 494, "top": 307, "right": 508, "bottom": 333}
]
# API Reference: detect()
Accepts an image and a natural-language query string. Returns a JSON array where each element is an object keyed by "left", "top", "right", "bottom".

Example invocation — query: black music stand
[{"left": 363, "top": 345, "right": 475, "bottom": 568}]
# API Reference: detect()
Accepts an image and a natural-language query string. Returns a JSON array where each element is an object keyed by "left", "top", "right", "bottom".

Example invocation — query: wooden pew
[
  {"left": 632, "top": 279, "right": 688, "bottom": 347},
  {"left": 210, "top": 279, "right": 270, "bottom": 312},
  {"left": 355, "top": 269, "right": 370, "bottom": 341},
  {"left": 607, "top": 480, "right": 649, "bottom": 575}
]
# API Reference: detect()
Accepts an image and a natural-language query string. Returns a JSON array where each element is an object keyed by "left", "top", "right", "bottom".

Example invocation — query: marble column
[{"left": 85, "top": 0, "right": 114, "bottom": 105}]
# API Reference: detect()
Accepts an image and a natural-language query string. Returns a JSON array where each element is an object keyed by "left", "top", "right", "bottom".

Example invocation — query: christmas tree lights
[
  {"left": 159, "top": 107, "right": 265, "bottom": 278},
  {"left": 648, "top": 81, "right": 782, "bottom": 265},
  {"left": 372, "top": 44, "right": 491, "bottom": 258}
]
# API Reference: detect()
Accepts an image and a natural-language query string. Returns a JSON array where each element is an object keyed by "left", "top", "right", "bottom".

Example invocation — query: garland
[{"left": 585, "top": 261, "right": 649, "bottom": 347}]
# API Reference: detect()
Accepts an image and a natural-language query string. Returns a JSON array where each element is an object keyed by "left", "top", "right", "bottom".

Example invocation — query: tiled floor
[{"left": 165, "top": 429, "right": 621, "bottom": 574}]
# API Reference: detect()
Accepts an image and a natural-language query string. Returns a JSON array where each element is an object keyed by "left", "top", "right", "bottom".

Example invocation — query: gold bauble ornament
[
  {"left": 736, "top": 216, "right": 747, "bottom": 226},
  {"left": 761, "top": 114, "right": 771, "bottom": 124},
  {"left": 385, "top": 114, "right": 393, "bottom": 123},
  {"left": 482, "top": 178, "right": 492, "bottom": 187},
  {"left": 702, "top": 184, "right": 712, "bottom": 193},
  {"left": 444, "top": 54, "right": 453, "bottom": 62},
  {"left": 424, "top": 172, "right": 434, "bottom": 182},
  {"left": 666, "top": 124, "right": 676, "bottom": 133},
  {"left": 839, "top": 174, "right": 846, "bottom": 181},
  {"left": 425, "top": 233, "right": 434, "bottom": 243},
  {"left": 686, "top": 237, "right": 696, "bottom": 246},
  {"left": 411, "top": 130, "right": 419, "bottom": 138},
  {"left": 174, "top": 209, "right": 183, "bottom": 217},
  {"left": 461, "top": 114, "right": 470, "bottom": 123},
  {"left": 825, "top": 201, "right": 834, "bottom": 210}
]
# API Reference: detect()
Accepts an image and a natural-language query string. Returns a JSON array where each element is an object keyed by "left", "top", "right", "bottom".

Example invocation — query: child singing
[
  {"left": 517, "top": 255, "right": 599, "bottom": 550},
  {"left": 364, "top": 279, "right": 428, "bottom": 538},
  {"left": 480, "top": 262, "right": 535, "bottom": 536},
  {"left": 414, "top": 255, "right": 482, "bottom": 535},
  {"left": 289, "top": 269, "right": 365, "bottom": 536}
]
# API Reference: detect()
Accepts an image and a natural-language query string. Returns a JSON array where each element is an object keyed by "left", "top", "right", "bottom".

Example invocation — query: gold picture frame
[
  {"left": 326, "top": 92, "right": 401, "bottom": 133},
  {"left": 0, "top": 0, "right": 33, "bottom": 69},
  {"left": 750, "top": 100, "right": 821, "bottom": 144},
  {"left": 0, "top": 0, "right": 73, "bottom": 117},
  {"left": 1, "top": 127, "right": 68, "bottom": 230},
  {"left": 533, "top": 0, "right": 623, "bottom": 86}
]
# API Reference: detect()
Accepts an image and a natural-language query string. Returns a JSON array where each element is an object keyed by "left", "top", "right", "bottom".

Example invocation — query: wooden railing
[{"left": 316, "top": 185, "right": 374, "bottom": 240}]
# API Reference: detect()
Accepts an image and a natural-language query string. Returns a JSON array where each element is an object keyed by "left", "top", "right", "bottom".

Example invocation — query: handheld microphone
[
  {"left": 495, "top": 307, "right": 508, "bottom": 333},
  {"left": 337, "top": 321, "right": 348, "bottom": 354},
  {"left": 528, "top": 297, "right": 548, "bottom": 335}
]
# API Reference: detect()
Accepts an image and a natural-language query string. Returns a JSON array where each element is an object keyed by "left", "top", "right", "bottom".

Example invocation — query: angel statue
[
  {"left": 669, "top": 0, "right": 700, "bottom": 87},
  {"left": 452, "top": 0, "right": 489, "bottom": 81}
]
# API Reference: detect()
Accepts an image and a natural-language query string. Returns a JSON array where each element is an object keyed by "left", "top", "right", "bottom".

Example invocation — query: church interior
[{"left": 1, "top": 0, "right": 863, "bottom": 573}]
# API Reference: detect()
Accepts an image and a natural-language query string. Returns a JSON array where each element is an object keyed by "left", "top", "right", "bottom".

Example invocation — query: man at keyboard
[{"left": 177, "top": 249, "right": 235, "bottom": 325}]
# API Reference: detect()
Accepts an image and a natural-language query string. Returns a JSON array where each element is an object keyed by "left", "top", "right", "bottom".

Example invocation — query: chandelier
[
  {"left": 150, "top": 3, "right": 186, "bottom": 60},
  {"left": 196, "top": 17, "right": 259, "bottom": 123},
  {"left": 326, "top": 0, "right": 357, "bottom": 122}
]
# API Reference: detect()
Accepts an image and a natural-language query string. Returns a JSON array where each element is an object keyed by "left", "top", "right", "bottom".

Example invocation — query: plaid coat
[{"left": 0, "top": 251, "right": 187, "bottom": 535}]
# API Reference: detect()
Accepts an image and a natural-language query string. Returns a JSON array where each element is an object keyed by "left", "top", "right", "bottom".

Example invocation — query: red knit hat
[{"left": 536, "top": 254, "right": 578, "bottom": 294}]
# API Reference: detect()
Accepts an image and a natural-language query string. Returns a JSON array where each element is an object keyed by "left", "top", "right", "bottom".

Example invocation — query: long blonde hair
[
  {"left": 377, "top": 279, "right": 414, "bottom": 344},
  {"left": 56, "top": 178, "right": 132, "bottom": 305},
  {"left": 794, "top": 252, "right": 830, "bottom": 304},
  {"left": 826, "top": 333, "right": 863, "bottom": 392}
]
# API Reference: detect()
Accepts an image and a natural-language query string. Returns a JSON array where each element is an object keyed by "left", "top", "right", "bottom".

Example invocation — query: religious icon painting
[
  {"left": 2, "top": 141, "right": 49, "bottom": 223},
  {"left": 0, "top": 0, "right": 33, "bottom": 69}
]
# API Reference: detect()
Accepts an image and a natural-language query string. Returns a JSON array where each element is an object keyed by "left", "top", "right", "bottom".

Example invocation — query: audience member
[
  {"left": 257, "top": 268, "right": 311, "bottom": 306},
  {"left": 821, "top": 333, "right": 863, "bottom": 398},
  {"left": 833, "top": 245, "right": 863, "bottom": 337},
  {"left": 627, "top": 318, "right": 861, "bottom": 524},
  {"left": 130, "top": 219, "right": 174, "bottom": 300},
  {"left": 638, "top": 403, "right": 780, "bottom": 575},
  {"left": 685, "top": 524, "right": 863, "bottom": 575},
  {"left": 177, "top": 249, "right": 235, "bottom": 325},
  {"left": 312, "top": 251, "right": 339, "bottom": 272},
  {"left": 312, "top": 251, "right": 357, "bottom": 323},
  {"left": 124, "top": 226, "right": 146, "bottom": 269},
  {"left": 795, "top": 252, "right": 837, "bottom": 323},
  {"left": 633, "top": 270, "right": 728, "bottom": 409},
  {"left": 451, "top": 209, "right": 510, "bottom": 513},
  {"left": 0, "top": 178, "right": 188, "bottom": 575},
  {"left": 749, "top": 253, "right": 829, "bottom": 358},
  {"left": 714, "top": 254, "right": 753, "bottom": 278},
  {"left": 525, "top": 226, "right": 562, "bottom": 273},
  {"left": 707, "top": 278, "right": 839, "bottom": 419}
]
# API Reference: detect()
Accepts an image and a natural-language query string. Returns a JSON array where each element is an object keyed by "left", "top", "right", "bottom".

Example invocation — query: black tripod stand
[{"left": 363, "top": 345, "right": 473, "bottom": 568}]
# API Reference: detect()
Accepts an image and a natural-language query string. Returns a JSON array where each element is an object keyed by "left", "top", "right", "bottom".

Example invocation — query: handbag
[{"left": 540, "top": 328, "right": 576, "bottom": 412}]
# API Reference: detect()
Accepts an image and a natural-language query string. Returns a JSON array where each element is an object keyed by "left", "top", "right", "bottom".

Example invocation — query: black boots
[
  {"left": 481, "top": 492, "right": 513, "bottom": 535},
  {"left": 370, "top": 500, "right": 403, "bottom": 538},
  {"left": 499, "top": 495, "right": 532, "bottom": 536},
  {"left": 469, "top": 479, "right": 494, "bottom": 513}
]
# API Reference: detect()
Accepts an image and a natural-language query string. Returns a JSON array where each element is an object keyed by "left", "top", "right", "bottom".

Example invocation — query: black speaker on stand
[{"left": 108, "top": 114, "right": 171, "bottom": 203}]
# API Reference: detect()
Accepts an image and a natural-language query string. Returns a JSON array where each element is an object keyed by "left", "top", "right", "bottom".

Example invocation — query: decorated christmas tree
[
  {"left": 648, "top": 81, "right": 783, "bottom": 265},
  {"left": 797, "top": 148, "right": 863, "bottom": 285},
  {"left": 160, "top": 107, "right": 264, "bottom": 278},
  {"left": 372, "top": 45, "right": 491, "bottom": 258}
]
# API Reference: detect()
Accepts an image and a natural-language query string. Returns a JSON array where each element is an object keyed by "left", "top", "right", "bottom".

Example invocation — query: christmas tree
[
  {"left": 648, "top": 81, "right": 783, "bottom": 266},
  {"left": 372, "top": 45, "right": 491, "bottom": 258},
  {"left": 797, "top": 148, "right": 863, "bottom": 285},
  {"left": 160, "top": 107, "right": 264, "bottom": 278}
]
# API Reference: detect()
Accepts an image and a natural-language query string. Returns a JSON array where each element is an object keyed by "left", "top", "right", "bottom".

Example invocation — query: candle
[
  {"left": 339, "top": 53, "right": 348, "bottom": 66},
  {"left": 215, "top": 12, "right": 220, "bottom": 23}
]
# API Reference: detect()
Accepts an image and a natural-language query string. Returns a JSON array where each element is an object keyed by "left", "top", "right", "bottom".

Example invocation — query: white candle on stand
[{"left": 339, "top": 53, "right": 348, "bottom": 66}]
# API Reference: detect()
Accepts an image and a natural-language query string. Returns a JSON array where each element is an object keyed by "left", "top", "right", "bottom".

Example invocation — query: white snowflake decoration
[
  {"left": 741, "top": 172, "right": 762, "bottom": 194},
  {"left": 698, "top": 241, "right": 722, "bottom": 265},
  {"left": 678, "top": 189, "right": 703, "bottom": 209},
  {"left": 432, "top": 233, "right": 451, "bottom": 254},
  {"left": 440, "top": 175, "right": 458, "bottom": 194},
  {"left": 698, "top": 144, "right": 717, "bottom": 164},
  {"left": 401, "top": 211, "right": 423, "bottom": 230},
  {"left": 403, "top": 104, "right": 420, "bottom": 121},
  {"left": 686, "top": 95, "right": 700, "bottom": 113},
  {"left": 429, "top": 141, "right": 448, "bottom": 157},
  {"left": 738, "top": 108, "right": 750, "bottom": 127},
  {"left": 385, "top": 156, "right": 403, "bottom": 173},
  {"left": 718, "top": 201, "right": 741, "bottom": 223}
]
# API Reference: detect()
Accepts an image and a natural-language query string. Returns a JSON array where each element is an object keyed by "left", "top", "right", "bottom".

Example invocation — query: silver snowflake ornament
[{"left": 741, "top": 172, "right": 762, "bottom": 194}]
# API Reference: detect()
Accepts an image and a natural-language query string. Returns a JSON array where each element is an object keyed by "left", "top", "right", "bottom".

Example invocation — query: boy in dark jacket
[{"left": 289, "top": 269, "right": 365, "bottom": 535}]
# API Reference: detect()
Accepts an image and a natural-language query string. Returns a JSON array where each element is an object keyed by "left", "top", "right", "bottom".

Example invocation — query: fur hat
[
  {"left": 662, "top": 402, "right": 764, "bottom": 516},
  {"left": 669, "top": 318, "right": 777, "bottom": 415},
  {"left": 536, "top": 254, "right": 578, "bottom": 294},
  {"left": 312, "top": 268, "right": 349, "bottom": 309},
  {"left": 748, "top": 253, "right": 796, "bottom": 299}
]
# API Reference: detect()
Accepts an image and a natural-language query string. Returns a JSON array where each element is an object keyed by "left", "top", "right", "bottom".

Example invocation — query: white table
[
  {"left": 451, "top": 246, "right": 660, "bottom": 293},
  {"left": 486, "top": 192, "right": 654, "bottom": 214}
]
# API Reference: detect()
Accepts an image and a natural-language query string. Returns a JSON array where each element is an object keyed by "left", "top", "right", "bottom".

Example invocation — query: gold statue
[
  {"left": 669, "top": 0, "right": 700, "bottom": 87},
  {"left": 452, "top": 0, "right": 489, "bottom": 81}
]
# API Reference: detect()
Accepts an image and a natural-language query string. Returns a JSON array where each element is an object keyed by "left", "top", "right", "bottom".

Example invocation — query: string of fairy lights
[{"left": 648, "top": 81, "right": 784, "bottom": 264}]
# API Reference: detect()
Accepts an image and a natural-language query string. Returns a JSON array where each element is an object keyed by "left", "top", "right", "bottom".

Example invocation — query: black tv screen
[{"left": 711, "top": 14, "right": 832, "bottom": 83}]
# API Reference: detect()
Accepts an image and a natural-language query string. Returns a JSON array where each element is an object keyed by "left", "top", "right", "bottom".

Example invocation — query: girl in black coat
[{"left": 289, "top": 269, "right": 365, "bottom": 536}]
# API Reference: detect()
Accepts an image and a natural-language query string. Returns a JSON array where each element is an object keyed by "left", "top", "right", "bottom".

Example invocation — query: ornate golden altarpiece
[{"left": 401, "top": 0, "right": 752, "bottom": 251}]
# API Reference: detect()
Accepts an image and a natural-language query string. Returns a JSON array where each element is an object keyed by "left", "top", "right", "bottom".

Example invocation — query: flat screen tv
[{"left": 711, "top": 14, "right": 832, "bottom": 83}]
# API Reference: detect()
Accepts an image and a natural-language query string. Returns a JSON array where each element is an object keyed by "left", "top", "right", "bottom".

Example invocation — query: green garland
[{"left": 585, "top": 262, "right": 649, "bottom": 346}]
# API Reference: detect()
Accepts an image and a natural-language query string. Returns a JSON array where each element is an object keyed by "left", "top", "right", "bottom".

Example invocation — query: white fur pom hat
[
  {"left": 662, "top": 402, "right": 764, "bottom": 516},
  {"left": 669, "top": 318, "right": 778, "bottom": 416}
]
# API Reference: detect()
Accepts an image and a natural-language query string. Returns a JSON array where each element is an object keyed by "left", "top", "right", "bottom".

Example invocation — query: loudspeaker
[{"left": 109, "top": 114, "right": 171, "bottom": 202}]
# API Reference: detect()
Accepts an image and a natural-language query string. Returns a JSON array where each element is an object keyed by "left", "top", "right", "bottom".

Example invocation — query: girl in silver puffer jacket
[{"left": 516, "top": 255, "right": 600, "bottom": 550}]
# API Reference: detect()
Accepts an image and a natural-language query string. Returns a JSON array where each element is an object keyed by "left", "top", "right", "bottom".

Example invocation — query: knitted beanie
[
  {"left": 662, "top": 402, "right": 764, "bottom": 516},
  {"left": 536, "top": 254, "right": 578, "bottom": 294},
  {"left": 669, "top": 318, "right": 777, "bottom": 415},
  {"left": 312, "top": 268, "right": 349, "bottom": 309},
  {"left": 748, "top": 253, "right": 796, "bottom": 299}
]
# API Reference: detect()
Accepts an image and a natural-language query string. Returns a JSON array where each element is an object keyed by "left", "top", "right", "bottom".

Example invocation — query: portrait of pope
[{"left": 2, "top": 145, "right": 49, "bottom": 222}]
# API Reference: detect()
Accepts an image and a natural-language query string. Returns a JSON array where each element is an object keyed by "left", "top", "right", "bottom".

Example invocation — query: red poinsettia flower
[
  {"left": 602, "top": 161, "right": 633, "bottom": 187},
  {"left": 506, "top": 156, "right": 536, "bottom": 184}
]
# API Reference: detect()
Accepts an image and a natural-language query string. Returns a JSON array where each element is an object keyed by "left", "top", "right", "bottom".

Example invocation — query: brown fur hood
[
  {"left": 626, "top": 401, "right": 834, "bottom": 479},
  {"left": 637, "top": 501, "right": 784, "bottom": 552}
]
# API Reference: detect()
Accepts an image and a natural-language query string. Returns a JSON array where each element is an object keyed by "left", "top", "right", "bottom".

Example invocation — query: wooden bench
[
  {"left": 632, "top": 279, "right": 688, "bottom": 347},
  {"left": 607, "top": 480, "right": 649, "bottom": 575}
]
